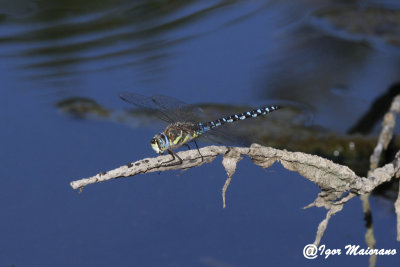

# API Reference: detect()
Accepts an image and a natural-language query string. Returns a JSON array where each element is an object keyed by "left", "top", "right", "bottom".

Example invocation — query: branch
[
  {"left": 370, "top": 95, "right": 400, "bottom": 170},
  {"left": 368, "top": 94, "right": 400, "bottom": 244},
  {"left": 70, "top": 144, "right": 399, "bottom": 205},
  {"left": 311, "top": 94, "right": 400, "bottom": 249},
  {"left": 396, "top": 188, "right": 400, "bottom": 242}
]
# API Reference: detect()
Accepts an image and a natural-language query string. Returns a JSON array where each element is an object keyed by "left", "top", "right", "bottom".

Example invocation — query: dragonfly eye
[{"left": 150, "top": 138, "right": 162, "bottom": 154}]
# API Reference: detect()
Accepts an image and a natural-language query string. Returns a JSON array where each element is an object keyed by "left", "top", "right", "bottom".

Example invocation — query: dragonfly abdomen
[{"left": 199, "top": 105, "right": 280, "bottom": 133}]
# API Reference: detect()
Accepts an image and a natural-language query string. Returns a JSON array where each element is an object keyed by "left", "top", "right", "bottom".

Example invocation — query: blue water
[{"left": 1, "top": 0, "right": 399, "bottom": 266}]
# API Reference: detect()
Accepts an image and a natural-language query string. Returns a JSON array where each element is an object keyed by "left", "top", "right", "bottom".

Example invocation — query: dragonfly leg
[
  {"left": 162, "top": 149, "right": 183, "bottom": 166},
  {"left": 193, "top": 140, "right": 204, "bottom": 162},
  {"left": 183, "top": 144, "right": 191, "bottom": 150}
]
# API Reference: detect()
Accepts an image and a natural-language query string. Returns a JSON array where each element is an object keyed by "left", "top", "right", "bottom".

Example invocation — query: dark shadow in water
[
  {"left": 348, "top": 82, "right": 400, "bottom": 134},
  {"left": 261, "top": 26, "right": 371, "bottom": 104}
]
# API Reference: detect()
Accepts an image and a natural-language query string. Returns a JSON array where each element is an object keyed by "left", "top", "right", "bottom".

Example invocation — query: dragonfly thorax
[{"left": 151, "top": 122, "right": 201, "bottom": 154}]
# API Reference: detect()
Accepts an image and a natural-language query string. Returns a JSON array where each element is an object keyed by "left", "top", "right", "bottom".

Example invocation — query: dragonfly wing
[
  {"left": 197, "top": 124, "right": 252, "bottom": 147},
  {"left": 150, "top": 94, "right": 188, "bottom": 111},
  {"left": 151, "top": 94, "right": 208, "bottom": 123},
  {"left": 119, "top": 92, "right": 175, "bottom": 122},
  {"left": 150, "top": 94, "right": 196, "bottom": 122}
]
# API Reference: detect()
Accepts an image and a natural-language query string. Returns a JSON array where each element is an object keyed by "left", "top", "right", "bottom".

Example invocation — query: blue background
[{"left": 1, "top": 0, "right": 399, "bottom": 266}]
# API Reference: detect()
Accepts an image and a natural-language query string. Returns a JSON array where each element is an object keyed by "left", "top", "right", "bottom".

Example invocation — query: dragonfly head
[{"left": 150, "top": 133, "right": 169, "bottom": 154}]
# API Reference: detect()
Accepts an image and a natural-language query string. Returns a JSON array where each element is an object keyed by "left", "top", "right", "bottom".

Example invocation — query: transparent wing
[
  {"left": 150, "top": 94, "right": 188, "bottom": 112},
  {"left": 119, "top": 92, "right": 190, "bottom": 123},
  {"left": 119, "top": 92, "right": 205, "bottom": 123},
  {"left": 119, "top": 92, "right": 175, "bottom": 122},
  {"left": 197, "top": 125, "right": 252, "bottom": 147},
  {"left": 151, "top": 94, "right": 204, "bottom": 122},
  {"left": 195, "top": 105, "right": 279, "bottom": 147}
]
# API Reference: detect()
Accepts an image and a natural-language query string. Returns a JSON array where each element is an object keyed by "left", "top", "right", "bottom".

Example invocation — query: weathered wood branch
[
  {"left": 370, "top": 95, "right": 400, "bottom": 170},
  {"left": 70, "top": 144, "right": 399, "bottom": 209},
  {"left": 368, "top": 94, "right": 400, "bottom": 244}
]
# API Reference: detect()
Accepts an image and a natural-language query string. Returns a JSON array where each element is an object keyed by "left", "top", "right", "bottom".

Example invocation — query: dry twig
[{"left": 367, "top": 95, "right": 400, "bottom": 244}]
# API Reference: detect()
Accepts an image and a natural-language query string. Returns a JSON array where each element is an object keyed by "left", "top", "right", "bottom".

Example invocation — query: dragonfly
[{"left": 119, "top": 92, "right": 281, "bottom": 164}]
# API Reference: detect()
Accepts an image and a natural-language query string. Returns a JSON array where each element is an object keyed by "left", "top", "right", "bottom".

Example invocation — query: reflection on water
[
  {"left": 0, "top": 0, "right": 246, "bottom": 79},
  {"left": 2, "top": 0, "right": 400, "bottom": 108},
  {"left": 312, "top": 6, "right": 400, "bottom": 52}
]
